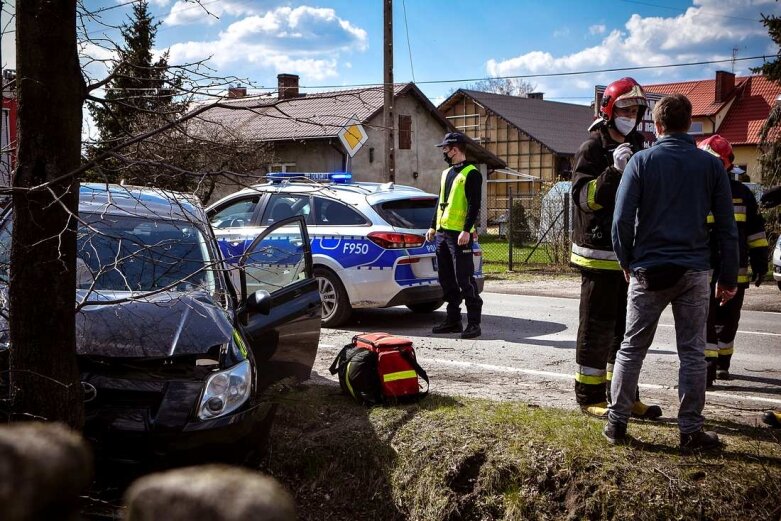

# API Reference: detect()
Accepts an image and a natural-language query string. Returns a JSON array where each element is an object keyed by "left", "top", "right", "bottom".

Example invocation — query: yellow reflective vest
[{"left": 436, "top": 164, "right": 477, "bottom": 232}]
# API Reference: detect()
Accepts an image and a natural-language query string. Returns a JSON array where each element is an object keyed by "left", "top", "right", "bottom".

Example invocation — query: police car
[{"left": 206, "top": 172, "right": 484, "bottom": 327}]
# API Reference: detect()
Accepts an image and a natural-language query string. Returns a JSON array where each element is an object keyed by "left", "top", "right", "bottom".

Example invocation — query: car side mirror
[{"left": 246, "top": 289, "right": 272, "bottom": 315}]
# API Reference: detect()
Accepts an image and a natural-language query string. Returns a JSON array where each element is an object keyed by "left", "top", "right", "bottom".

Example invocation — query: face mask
[
  {"left": 442, "top": 151, "right": 452, "bottom": 165},
  {"left": 614, "top": 116, "right": 636, "bottom": 136}
]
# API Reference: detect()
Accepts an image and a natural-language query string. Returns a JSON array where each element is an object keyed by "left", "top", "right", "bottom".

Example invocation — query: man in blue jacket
[{"left": 605, "top": 94, "right": 739, "bottom": 452}]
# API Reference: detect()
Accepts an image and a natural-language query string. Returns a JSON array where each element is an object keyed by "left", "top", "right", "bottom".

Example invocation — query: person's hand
[
  {"left": 457, "top": 231, "right": 470, "bottom": 246},
  {"left": 715, "top": 283, "right": 737, "bottom": 306},
  {"left": 622, "top": 268, "right": 631, "bottom": 284},
  {"left": 425, "top": 228, "right": 436, "bottom": 242},
  {"left": 612, "top": 143, "right": 633, "bottom": 172}
]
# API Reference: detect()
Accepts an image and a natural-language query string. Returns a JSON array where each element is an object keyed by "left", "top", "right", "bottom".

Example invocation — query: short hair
[{"left": 652, "top": 94, "right": 692, "bottom": 133}]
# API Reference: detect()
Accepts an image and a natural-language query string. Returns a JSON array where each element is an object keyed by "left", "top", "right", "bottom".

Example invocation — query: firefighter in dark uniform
[
  {"left": 699, "top": 135, "right": 768, "bottom": 388},
  {"left": 426, "top": 132, "right": 483, "bottom": 339},
  {"left": 570, "top": 77, "right": 662, "bottom": 419}
]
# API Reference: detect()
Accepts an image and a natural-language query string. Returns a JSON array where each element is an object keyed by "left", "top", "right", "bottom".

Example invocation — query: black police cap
[{"left": 435, "top": 132, "right": 467, "bottom": 147}]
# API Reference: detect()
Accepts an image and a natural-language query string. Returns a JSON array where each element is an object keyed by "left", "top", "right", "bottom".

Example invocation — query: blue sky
[{"left": 3, "top": 0, "right": 781, "bottom": 106}]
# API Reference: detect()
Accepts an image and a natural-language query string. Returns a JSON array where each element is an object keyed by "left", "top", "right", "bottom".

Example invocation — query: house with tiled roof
[
  {"left": 193, "top": 74, "right": 505, "bottom": 205},
  {"left": 437, "top": 89, "right": 594, "bottom": 221},
  {"left": 643, "top": 71, "right": 781, "bottom": 183}
]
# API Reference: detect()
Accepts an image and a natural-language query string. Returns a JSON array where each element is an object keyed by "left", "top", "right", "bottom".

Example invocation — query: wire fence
[{"left": 479, "top": 184, "right": 573, "bottom": 273}]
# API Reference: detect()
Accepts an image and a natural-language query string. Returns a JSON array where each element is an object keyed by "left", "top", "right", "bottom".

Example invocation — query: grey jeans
[{"left": 608, "top": 269, "right": 710, "bottom": 434}]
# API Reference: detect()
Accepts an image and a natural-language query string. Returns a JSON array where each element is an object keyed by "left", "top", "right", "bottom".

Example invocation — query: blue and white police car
[{"left": 206, "top": 172, "right": 484, "bottom": 327}]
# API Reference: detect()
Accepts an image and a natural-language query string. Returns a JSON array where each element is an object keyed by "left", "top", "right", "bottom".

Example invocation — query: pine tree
[
  {"left": 756, "top": 14, "right": 781, "bottom": 189},
  {"left": 87, "top": 1, "right": 183, "bottom": 186}
]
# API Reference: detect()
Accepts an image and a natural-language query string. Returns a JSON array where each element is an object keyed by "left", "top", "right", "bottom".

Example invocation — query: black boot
[
  {"left": 461, "top": 323, "right": 481, "bottom": 339},
  {"left": 603, "top": 418, "right": 629, "bottom": 445},
  {"left": 706, "top": 359, "right": 717, "bottom": 390},
  {"left": 432, "top": 319, "right": 462, "bottom": 334},
  {"left": 680, "top": 429, "right": 721, "bottom": 453}
]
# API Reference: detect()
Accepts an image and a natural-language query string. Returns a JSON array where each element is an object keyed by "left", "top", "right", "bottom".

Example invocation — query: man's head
[
  {"left": 436, "top": 132, "right": 467, "bottom": 164},
  {"left": 652, "top": 94, "right": 692, "bottom": 135},
  {"left": 599, "top": 77, "right": 648, "bottom": 135}
]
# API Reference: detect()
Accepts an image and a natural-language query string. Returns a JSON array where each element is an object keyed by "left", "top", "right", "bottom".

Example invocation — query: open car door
[{"left": 238, "top": 215, "right": 321, "bottom": 390}]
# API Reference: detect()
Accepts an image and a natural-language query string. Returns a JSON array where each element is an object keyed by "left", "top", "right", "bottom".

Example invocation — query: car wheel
[
  {"left": 314, "top": 267, "right": 351, "bottom": 327},
  {"left": 406, "top": 300, "right": 445, "bottom": 313}
]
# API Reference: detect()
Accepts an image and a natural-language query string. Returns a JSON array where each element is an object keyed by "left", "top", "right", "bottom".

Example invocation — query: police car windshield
[
  {"left": 77, "top": 214, "right": 216, "bottom": 295},
  {"left": 374, "top": 198, "right": 437, "bottom": 229}
]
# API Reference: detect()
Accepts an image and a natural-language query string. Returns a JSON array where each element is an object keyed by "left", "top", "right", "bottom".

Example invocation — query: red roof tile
[
  {"left": 718, "top": 76, "right": 781, "bottom": 145},
  {"left": 644, "top": 75, "right": 781, "bottom": 145}
]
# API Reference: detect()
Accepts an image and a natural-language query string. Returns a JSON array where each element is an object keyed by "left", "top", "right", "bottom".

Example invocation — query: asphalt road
[{"left": 313, "top": 289, "right": 781, "bottom": 426}]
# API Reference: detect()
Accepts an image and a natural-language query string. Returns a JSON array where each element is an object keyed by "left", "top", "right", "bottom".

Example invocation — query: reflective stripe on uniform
[
  {"left": 586, "top": 179, "right": 603, "bottom": 211},
  {"left": 570, "top": 244, "right": 621, "bottom": 270},
  {"left": 705, "top": 343, "right": 719, "bottom": 358},
  {"left": 747, "top": 231, "right": 769, "bottom": 249},
  {"left": 738, "top": 267, "right": 749, "bottom": 284},
  {"left": 383, "top": 370, "right": 417, "bottom": 383},
  {"left": 575, "top": 366, "right": 607, "bottom": 385},
  {"left": 718, "top": 341, "right": 734, "bottom": 356},
  {"left": 606, "top": 363, "right": 614, "bottom": 382},
  {"left": 706, "top": 210, "right": 746, "bottom": 223}
]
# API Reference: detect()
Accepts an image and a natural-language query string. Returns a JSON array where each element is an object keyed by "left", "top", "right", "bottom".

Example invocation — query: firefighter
[
  {"left": 570, "top": 77, "right": 662, "bottom": 419},
  {"left": 699, "top": 135, "right": 769, "bottom": 387}
]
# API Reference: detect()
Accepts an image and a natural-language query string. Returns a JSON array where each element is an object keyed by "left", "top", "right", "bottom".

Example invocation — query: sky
[{"left": 3, "top": 0, "right": 781, "bottom": 107}]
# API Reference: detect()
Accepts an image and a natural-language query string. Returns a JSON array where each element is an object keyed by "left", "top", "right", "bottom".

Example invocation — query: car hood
[{"left": 76, "top": 290, "right": 233, "bottom": 358}]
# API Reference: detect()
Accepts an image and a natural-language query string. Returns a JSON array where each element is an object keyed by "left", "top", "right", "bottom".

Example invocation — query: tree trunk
[{"left": 10, "top": 0, "right": 84, "bottom": 427}]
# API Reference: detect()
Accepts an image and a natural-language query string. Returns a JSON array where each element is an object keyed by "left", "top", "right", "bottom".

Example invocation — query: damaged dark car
[{"left": 0, "top": 184, "right": 321, "bottom": 461}]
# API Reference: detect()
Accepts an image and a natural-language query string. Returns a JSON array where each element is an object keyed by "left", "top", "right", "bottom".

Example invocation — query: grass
[
  {"left": 478, "top": 236, "right": 573, "bottom": 276},
  {"left": 262, "top": 384, "right": 781, "bottom": 521}
]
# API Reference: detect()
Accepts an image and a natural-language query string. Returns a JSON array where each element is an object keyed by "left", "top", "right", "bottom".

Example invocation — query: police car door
[{"left": 238, "top": 215, "right": 321, "bottom": 389}]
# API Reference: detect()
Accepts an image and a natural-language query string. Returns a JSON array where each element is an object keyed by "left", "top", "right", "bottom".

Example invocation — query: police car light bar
[{"left": 266, "top": 172, "right": 353, "bottom": 184}]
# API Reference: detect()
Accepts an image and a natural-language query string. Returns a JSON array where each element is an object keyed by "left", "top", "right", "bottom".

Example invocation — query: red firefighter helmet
[
  {"left": 698, "top": 134, "right": 734, "bottom": 168},
  {"left": 599, "top": 77, "right": 648, "bottom": 121}
]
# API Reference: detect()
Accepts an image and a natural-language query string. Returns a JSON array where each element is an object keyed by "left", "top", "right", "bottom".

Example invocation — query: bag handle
[
  {"left": 400, "top": 350, "right": 430, "bottom": 396},
  {"left": 328, "top": 344, "right": 352, "bottom": 375},
  {"left": 352, "top": 333, "right": 393, "bottom": 350}
]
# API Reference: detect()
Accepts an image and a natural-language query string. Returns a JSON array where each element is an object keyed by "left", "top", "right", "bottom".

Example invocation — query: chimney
[
  {"left": 715, "top": 71, "right": 735, "bottom": 103},
  {"left": 227, "top": 85, "right": 246, "bottom": 98},
  {"left": 278, "top": 74, "right": 300, "bottom": 100},
  {"left": 527, "top": 92, "right": 544, "bottom": 100}
]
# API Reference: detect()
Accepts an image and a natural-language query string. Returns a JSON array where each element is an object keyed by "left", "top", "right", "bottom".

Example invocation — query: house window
[
  {"left": 688, "top": 122, "right": 704, "bottom": 135},
  {"left": 268, "top": 163, "right": 296, "bottom": 173},
  {"left": 398, "top": 115, "right": 412, "bottom": 150}
]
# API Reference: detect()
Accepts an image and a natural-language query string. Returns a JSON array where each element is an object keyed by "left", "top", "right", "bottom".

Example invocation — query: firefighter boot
[
  {"left": 631, "top": 400, "right": 663, "bottom": 420},
  {"left": 706, "top": 358, "right": 717, "bottom": 390},
  {"left": 763, "top": 411, "right": 781, "bottom": 428},
  {"left": 581, "top": 402, "right": 609, "bottom": 418}
]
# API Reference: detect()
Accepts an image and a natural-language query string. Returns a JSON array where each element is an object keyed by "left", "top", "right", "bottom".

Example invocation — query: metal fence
[{"left": 479, "top": 185, "right": 573, "bottom": 273}]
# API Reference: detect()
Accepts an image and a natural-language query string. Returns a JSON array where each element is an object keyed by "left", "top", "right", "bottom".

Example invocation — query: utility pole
[{"left": 383, "top": 0, "right": 395, "bottom": 182}]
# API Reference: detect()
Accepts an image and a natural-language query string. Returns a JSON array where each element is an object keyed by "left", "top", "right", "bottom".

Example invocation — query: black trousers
[
  {"left": 435, "top": 231, "right": 482, "bottom": 325},
  {"left": 706, "top": 284, "right": 745, "bottom": 371},
  {"left": 575, "top": 269, "right": 627, "bottom": 406}
]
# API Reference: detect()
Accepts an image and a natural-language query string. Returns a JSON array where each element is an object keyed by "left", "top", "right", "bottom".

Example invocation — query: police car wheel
[
  {"left": 314, "top": 267, "right": 351, "bottom": 327},
  {"left": 406, "top": 300, "right": 444, "bottom": 313}
]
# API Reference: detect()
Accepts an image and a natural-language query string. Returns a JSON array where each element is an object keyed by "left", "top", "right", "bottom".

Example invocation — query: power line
[
  {"left": 619, "top": 0, "right": 765, "bottom": 23},
  {"left": 401, "top": 0, "right": 415, "bottom": 83},
  {"left": 297, "top": 54, "right": 772, "bottom": 90}
]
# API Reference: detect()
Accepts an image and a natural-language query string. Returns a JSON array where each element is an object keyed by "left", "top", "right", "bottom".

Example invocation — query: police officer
[
  {"left": 426, "top": 132, "right": 483, "bottom": 339},
  {"left": 571, "top": 77, "right": 662, "bottom": 419},
  {"left": 699, "top": 135, "right": 768, "bottom": 388}
]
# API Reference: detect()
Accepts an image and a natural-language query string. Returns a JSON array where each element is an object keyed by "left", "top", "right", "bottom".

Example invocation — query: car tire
[
  {"left": 778, "top": 281, "right": 781, "bottom": 291},
  {"left": 314, "top": 267, "right": 351, "bottom": 327},
  {"left": 406, "top": 300, "right": 445, "bottom": 313}
]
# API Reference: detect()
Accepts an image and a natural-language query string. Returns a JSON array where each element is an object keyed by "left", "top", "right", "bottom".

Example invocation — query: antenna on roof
[{"left": 732, "top": 47, "right": 738, "bottom": 73}]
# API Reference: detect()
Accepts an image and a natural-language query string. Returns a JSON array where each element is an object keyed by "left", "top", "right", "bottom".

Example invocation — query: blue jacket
[{"left": 612, "top": 133, "right": 739, "bottom": 286}]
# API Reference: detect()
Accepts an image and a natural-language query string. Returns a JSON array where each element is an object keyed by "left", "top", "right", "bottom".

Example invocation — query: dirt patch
[{"left": 264, "top": 385, "right": 781, "bottom": 521}]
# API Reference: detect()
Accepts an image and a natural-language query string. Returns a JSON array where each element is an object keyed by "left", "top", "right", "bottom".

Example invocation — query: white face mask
[{"left": 614, "top": 116, "right": 637, "bottom": 136}]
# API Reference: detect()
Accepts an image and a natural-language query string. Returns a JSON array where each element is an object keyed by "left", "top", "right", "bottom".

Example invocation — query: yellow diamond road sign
[{"left": 338, "top": 116, "right": 368, "bottom": 158}]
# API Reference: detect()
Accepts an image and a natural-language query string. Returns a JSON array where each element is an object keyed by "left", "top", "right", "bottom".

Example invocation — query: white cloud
[
  {"left": 553, "top": 27, "right": 570, "bottom": 38},
  {"left": 164, "top": 0, "right": 259, "bottom": 26},
  {"left": 589, "top": 24, "right": 606, "bottom": 35},
  {"left": 166, "top": 6, "right": 368, "bottom": 81},
  {"left": 485, "top": 0, "right": 781, "bottom": 100}
]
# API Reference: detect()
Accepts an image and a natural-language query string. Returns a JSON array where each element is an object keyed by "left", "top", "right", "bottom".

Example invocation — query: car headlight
[{"left": 198, "top": 359, "right": 251, "bottom": 420}]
